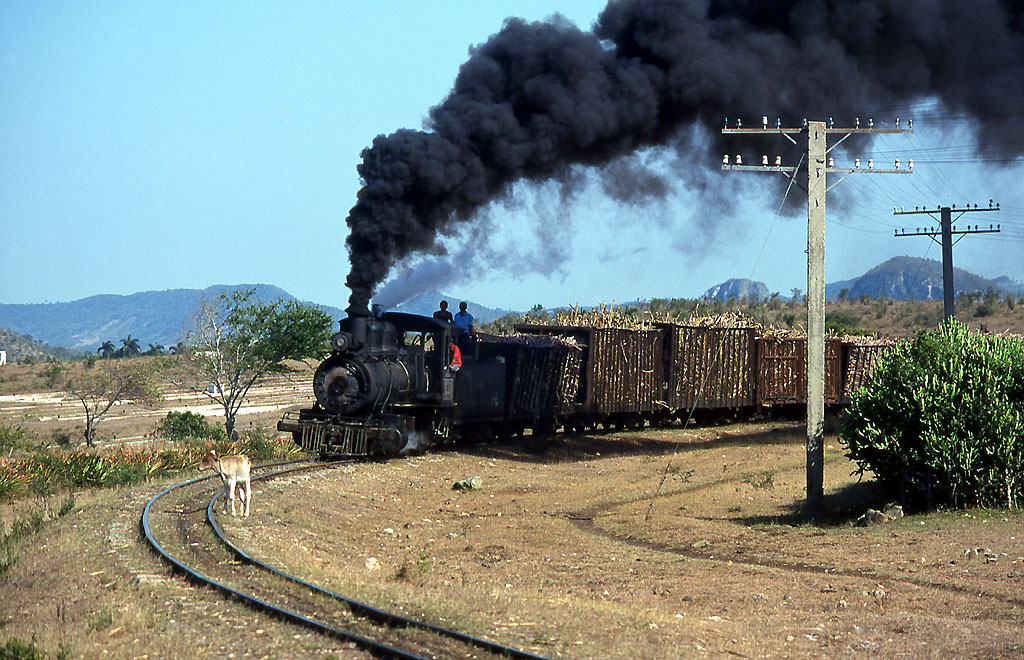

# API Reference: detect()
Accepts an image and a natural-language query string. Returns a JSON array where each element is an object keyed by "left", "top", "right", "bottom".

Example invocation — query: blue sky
[{"left": 3, "top": 1, "right": 1022, "bottom": 311}]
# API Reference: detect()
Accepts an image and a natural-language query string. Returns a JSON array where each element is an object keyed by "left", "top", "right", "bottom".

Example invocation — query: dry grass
[
  {"left": 2, "top": 351, "right": 1024, "bottom": 658},
  {"left": 2, "top": 423, "right": 1023, "bottom": 658},
  {"left": 0, "top": 358, "right": 316, "bottom": 446}
]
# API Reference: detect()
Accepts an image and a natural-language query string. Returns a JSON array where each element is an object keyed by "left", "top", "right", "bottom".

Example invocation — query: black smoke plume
[{"left": 345, "top": 0, "right": 1024, "bottom": 312}]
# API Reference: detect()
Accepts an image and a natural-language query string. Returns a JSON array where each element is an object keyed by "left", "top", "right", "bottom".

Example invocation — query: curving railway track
[{"left": 141, "top": 459, "right": 554, "bottom": 660}]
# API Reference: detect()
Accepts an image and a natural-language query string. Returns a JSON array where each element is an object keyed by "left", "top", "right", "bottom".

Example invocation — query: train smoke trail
[{"left": 345, "top": 0, "right": 1024, "bottom": 313}]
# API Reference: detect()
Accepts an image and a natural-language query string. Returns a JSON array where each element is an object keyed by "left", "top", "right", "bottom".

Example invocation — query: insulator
[
  {"left": 828, "top": 117, "right": 834, "bottom": 127},
  {"left": 723, "top": 154, "right": 729, "bottom": 164},
  {"left": 855, "top": 117, "right": 860, "bottom": 128},
  {"left": 908, "top": 158, "right": 914, "bottom": 169},
  {"left": 896, "top": 118, "right": 900, "bottom": 127},
  {"left": 762, "top": 115, "right": 768, "bottom": 128},
  {"left": 723, "top": 117, "right": 729, "bottom": 128},
  {"left": 828, "top": 157, "right": 834, "bottom": 167},
  {"left": 901, "top": 206, "right": 905, "bottom": 212},
  {"left": 895, "top": 158, "right": 900, "bottom": 169},
  {"left": 909, "top": 119, "right": 913, "bottom": 129},
  {"left": 737, "top": 118, "right": 742, "bottom": 128},
  {"left": 868, "top": 158, "right": 874, "bottom": 168},
  {"left": 894, "top": 206, "right": 898, "bottom": 213},
  {"left": 776, "top": 118, "right": 781, "bottom": 129},
  {"left": 762, "top": 154, "right": 769, "bottom": 166},
  {"left": 869, "top": 118, "right": 874, "bottom": 127},
  {"left": 775, "top": 155, "right": 781, "bottom": 166},
  {"left": 854, "top": 158, "right": 860, "bottom": 168},
  {"left": 736, "top": 154, "right": 742, "bottom": 165}
]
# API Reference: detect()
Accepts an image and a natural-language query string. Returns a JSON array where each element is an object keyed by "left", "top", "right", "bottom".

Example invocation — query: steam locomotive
[
  {"left": 278, "top": 306, "right": 891, "bottom": 458},
  {"left": 277, "top": 306, "right": 581, "bottom": 457}
]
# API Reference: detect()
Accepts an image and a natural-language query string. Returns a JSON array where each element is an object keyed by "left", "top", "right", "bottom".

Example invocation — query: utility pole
[
  {"left": 894, "top": 203, "right": 1001, "bottom": 320},
  {"left": 722, "top": 116, "right": 912, "bottom": 516}
]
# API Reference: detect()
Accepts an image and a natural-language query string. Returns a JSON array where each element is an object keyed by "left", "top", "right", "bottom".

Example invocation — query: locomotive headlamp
[{"left": 331, "top": 331, "right": 354, "bottom": 353}]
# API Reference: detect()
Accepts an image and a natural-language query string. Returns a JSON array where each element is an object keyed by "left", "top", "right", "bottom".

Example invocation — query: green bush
[
  {"left": 157, "top": 411, "right": 226, "bottom": 441},
  {"left": 0, "top": 424, "right": 34, "bottom": 451},
  {"left": 841, "top": 320, "right": 1024, "bottom": 510},
  {"left": 0, "top": 637, "right": 46, "bottom": 660}
]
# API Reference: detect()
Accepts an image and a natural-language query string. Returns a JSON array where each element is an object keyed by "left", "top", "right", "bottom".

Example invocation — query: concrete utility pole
[
  {"left": 894, "top": 203, "right": 1001, "bottom": 320},
  {"left": 722, "top": 116, "right": 912, "bottom": 515}
]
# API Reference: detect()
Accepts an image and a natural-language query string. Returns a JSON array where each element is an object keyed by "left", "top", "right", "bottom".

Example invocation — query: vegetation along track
[
  {"left": 567, "top": 453, "right": 1024, "bottom": 611},
  {"left": 141, "top": 458, "right": 554, "bottom": 660}
]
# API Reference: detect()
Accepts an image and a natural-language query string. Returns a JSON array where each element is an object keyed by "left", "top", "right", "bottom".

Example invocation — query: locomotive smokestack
[
  {"left": 343, "top": 303, "right": 371, "bottom": 346},
  {"left": 344, "top": 0, "right": 1024, "bottom": 308}
]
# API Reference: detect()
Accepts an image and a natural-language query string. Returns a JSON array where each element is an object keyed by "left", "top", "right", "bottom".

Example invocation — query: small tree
[
  {"left": 166, "top": 289, "right": 333, "bottom": 440},
  {"left": 64, "top": 362, "right": 162, "bottom": 446}
]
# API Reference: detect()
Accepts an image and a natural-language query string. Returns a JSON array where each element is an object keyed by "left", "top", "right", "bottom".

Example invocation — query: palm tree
[
  {"left": 146, "top": 343, "right": 165, "bottom": 356},
  {"left": 120, "top": 335, "right": 142, "bottom": 358},
  {"left": 98, "top": 341, "right": 116, "bottom": 359}
]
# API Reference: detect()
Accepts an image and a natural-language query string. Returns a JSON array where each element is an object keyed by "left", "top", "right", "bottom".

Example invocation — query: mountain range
[
  {"left": 0, "top": 257, "right": 1021, "bottom": 357},
  {"left": 0, "top": 284, "right": 345, "bottom": 356},
  {"left": 824, "top": 256, "right": 1024, "bottom": 301}
]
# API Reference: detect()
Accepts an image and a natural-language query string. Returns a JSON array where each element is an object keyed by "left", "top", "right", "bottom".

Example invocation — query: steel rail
[
  {"left": 208, "top": 488, "right": 553, "bottom": 660},
  {"left": 141, "top": 462, "right": 426, "bottom": 660},
  {"left": 144, "top": 459, "right": 554, "bottom": 660}
]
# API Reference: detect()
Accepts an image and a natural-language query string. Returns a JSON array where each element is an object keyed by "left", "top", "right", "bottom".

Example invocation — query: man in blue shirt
[{"left": 453, "top": 301, "right": 474, "bottom": 334}]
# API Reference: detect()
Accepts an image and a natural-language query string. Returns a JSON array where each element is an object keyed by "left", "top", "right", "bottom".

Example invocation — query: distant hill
[
  {"left": 703, "top": 278, "right": 770, "bottom": 302},
  {"left": 825, "top": 256, "right": 1024, "bottom": 301},
  {"left": 0, "top": 328, "right": 89, "bottom": 363},
  {"left": 0, "top": 285, "right": 345, "bottom": 353}
]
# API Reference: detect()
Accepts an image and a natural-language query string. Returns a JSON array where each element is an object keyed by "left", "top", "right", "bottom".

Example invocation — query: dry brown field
[
  {"left": 0, "top": 358, "right": 317, "bottom": 447},
  {"left": 2, "top": 384, "right": 1023, "bottom": 659}
]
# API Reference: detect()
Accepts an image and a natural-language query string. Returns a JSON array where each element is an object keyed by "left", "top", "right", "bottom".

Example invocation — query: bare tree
[{"left": 63, "top": 362, "right": 161, "bottom": 447}]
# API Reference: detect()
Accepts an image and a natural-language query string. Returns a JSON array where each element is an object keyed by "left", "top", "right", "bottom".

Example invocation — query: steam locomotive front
[
  {"left": 313, "top": 310, "right": 419, "bottom": 415},
  {"left": 278, "top": 305, "right": 449, "bottom": 457}
]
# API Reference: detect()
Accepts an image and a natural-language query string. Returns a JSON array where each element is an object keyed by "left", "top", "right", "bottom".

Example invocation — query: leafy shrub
[
  {"left": 157, "top": 411, "right": 226, "bottom": 442},
  {"left": 824, "top": 309, "right": 864, "bottom": 336},
  {"left": 841, "top": 320, "right": 1024, "bottom": 510},
  {"left": 0, "top": 637, "right": 46, "bottom": 660},
  {"left": 0, "top": 424, "right": 34, "bottom": 451},
  {"left": 240, "top": 424, "right": 300, "bottom": 461},
  {"left": 47, "top": 429, "right": 74, "bottom": 448}
]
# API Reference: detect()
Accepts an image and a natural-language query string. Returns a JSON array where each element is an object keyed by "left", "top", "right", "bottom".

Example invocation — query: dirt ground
[{"left": 2, "top": 420, "right": 1022, "bottom": 659}]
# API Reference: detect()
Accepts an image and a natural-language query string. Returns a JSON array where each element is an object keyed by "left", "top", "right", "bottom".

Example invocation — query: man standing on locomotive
[
  {"left": 433, "top": 300, "right": 453, "bottom": 323},
  {"left": 453, "top": 301, "right": 474, "bottom": 351}
]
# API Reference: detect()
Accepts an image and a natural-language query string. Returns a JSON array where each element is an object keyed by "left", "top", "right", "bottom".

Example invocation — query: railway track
[{"left": 141, "top": 459, "right": 554, "bottom": 660}]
